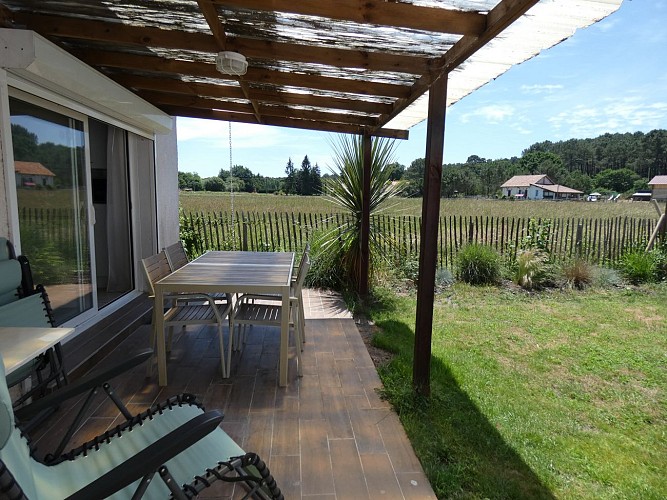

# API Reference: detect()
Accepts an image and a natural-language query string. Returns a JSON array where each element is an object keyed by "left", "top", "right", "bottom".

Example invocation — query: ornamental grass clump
[
  {"left": 561, "top": 257, "right": 594, "bottom": 290},
  {"left": 455, "top": 243, "right": 501, "bottom": 285},
  {"left": 515, "top": 248, "right": 547, "bottom": 290}
]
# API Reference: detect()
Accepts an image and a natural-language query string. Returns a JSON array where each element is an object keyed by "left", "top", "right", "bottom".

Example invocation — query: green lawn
[{"left": 365, "top": 284, "right": 667, "bottom": 499}]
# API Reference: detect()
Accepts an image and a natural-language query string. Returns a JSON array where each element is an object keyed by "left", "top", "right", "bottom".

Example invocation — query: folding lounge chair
[
  {"left": 0, "top": 352, "right": 284, "bottom": 499},
  {"left": 0, "top": 248, "right": 65, "bottom": 410}
]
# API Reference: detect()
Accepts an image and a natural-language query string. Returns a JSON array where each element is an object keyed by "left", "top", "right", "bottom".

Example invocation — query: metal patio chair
[
  {"left": 230, "top": 253, "right": 310, "bottom": 376},
  {"left": 0, "top": 352, "right": 283, "bottom": 499},
  {"left": 163, "top": 240, "right": 233, "bottom": 315},
  {"left": 237, "top": 243, "right": 310, "bottom": 344},
  {"left": 142, "top": 251, "right": 232, "bottom": 378}
]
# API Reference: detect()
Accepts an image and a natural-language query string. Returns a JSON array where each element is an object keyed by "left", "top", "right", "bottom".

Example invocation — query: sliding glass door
[{"left": 9, "top": 96, "right": 95, "bottom": 324}]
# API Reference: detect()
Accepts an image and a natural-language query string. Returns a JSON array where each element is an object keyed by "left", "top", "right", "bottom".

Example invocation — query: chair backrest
[
  {"left": 0, "top": 260, "right": 22, "bottom": 307},
  {"left": 0, "top": 292, "right": 54, "bottom": 329},
  {"left": 164, "top": 241, "right": 189, "bottom": 271},
  {"left": 141, "top": 251, "right": 172, "bottom": 297},
  {"left": 0, "top": 238, "right": 16, "bottom": 262},
  {"left": 293, "top": 252, "right": 310, "bottom": 294}
]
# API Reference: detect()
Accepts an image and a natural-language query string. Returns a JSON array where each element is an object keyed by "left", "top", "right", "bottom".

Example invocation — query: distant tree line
[
  {"left": 178, "top": 155, "right": 323, "bottom": 195},
  {"left": 179, "top": 129, "right": 667, "bottom": 198}
]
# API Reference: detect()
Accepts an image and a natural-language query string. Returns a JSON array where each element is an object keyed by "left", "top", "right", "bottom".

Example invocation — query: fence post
[
  {"left": 242, "top": 217, "right": 248, "bottom": 251},
  {"left": 468, "top": 219, "right": 474, "bottom": 243},
  {"left": 575, "top": 221, "right": 583, "bottom": 257}
]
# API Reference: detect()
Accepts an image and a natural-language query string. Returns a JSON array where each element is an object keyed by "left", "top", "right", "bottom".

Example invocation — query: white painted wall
[{"left": 155, "top": 117, "right": 179, "bottom": 250}]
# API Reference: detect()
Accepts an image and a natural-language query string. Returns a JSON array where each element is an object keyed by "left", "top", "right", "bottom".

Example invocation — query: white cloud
[
  {"left": 520, "top": 84, "right": 564, "bottom": 94},
  {"left": 176, "top": 118, "right": 284, "bottom": 150},
  {"left": 548, "top": 97, "right": 667, "bottom": 137},
  {"left": 460, "top": 103, "right": 514, "bottom": 124}
]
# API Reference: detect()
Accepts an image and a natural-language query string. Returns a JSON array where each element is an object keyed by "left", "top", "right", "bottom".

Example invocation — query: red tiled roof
[
  {"left": 14, "top": 161, "right": 55, "bottom": 177},
  {"left": 648, "top": 175, "right": 667, "bottom": 185},
  {"left": 500, "top": 175, "right": 550, "bottom": 188}
]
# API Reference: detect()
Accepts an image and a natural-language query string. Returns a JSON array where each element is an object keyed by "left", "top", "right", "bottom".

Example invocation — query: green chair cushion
[
  {"left": 0, "top": 293, "right": 51, "bottom": 328},
  {"left": 0, "top": 260, "right": 22, "bottom": 306}
]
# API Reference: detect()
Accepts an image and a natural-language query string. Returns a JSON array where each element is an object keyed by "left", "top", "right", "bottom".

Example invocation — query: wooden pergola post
[
  {"left": 359, "top": 133, "right": 372, "bottom": 297},
  {"left": 413, "top": 74, "right": 448, "bottom": 396}
]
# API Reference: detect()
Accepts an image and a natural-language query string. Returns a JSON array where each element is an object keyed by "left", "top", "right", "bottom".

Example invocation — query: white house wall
[
  {"left": 155, "top": 118, "right": 180, "bottom": 250},
  {"left": 0, "top": 31, "right": 178, "bottom": 325}
]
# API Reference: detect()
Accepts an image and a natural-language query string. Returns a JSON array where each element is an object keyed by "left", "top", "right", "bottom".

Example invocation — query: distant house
[
  {"left": 14, "top": 161, "right": 55, "bottom": 188},
  {"left": 500, "top": 174, "right": 582, "bottom": 200},
  {"left": 648, "top": 175, "right": 667, "bottom": 201}
]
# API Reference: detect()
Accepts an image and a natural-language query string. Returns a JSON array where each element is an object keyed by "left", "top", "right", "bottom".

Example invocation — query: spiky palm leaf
[{"left": 318, "top": 134, "right": 402, "bottom": 288}]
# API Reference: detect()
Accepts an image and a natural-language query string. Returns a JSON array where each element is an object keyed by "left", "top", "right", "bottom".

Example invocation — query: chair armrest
[
  {"left": 14, "top": 349, "right": 153, "bottom": 421},
  {"left": 65, "top": 410, "right": 224, "bottom": 500}
]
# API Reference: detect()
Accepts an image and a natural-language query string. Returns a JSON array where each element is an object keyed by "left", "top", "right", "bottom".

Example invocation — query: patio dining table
[{"left": 153, "top": 250, "right": 295, "bottom": 387}]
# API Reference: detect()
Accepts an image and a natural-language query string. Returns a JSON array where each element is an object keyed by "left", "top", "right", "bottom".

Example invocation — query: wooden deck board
[{"left": 24, "top": 289, "right": 435, "bottom": 499}]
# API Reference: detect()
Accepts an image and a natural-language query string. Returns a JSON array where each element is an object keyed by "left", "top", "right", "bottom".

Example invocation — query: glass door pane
[{"left": 10, "top": 96, "right": 94, "bottom": 325}]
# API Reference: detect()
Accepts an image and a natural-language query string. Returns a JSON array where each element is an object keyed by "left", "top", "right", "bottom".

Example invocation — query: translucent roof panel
[{"left": 386, "top": 0, "right": 624, "bottom": 130}]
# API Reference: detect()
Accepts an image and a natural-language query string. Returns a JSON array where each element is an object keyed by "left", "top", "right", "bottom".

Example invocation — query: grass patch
[{"left": 366, "top": 284, "right": 667, "bottom": 499}]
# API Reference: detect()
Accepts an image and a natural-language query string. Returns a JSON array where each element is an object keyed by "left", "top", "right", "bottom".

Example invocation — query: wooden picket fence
[{"left": 181, "top": 210, "right": 659, "bottom": 267}]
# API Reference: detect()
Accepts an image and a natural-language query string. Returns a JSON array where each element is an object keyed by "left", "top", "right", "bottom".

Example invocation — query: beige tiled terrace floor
[{"left": 31, "top": 289, "right": 436, "bottom": 499}]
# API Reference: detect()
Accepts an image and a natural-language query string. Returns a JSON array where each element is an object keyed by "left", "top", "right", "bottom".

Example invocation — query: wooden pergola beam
[
  {"left": 76, "top": 50, "right": 411, "bottom": 99},
  {"left": 145, "top": 90, "right": 380, "bottom": 127},
  {"left": 112, "top": 73, "right": 393, "bottom": 115},
  {"left": 160, "top": 105, "right": 408, "bottom": 138},
  {"left": 214, "top": 0, "right": 487, "bottom": 36},
  {"left": 414, "top": 73, "right": 448, "bottom": 397}
]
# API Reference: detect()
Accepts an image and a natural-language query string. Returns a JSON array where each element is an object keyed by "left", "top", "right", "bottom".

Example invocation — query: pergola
[{"left": 0, "top": 0, "right": 622, "bottom": 394}]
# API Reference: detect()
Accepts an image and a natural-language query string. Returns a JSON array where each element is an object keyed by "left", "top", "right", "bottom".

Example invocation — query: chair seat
[
  {"left": 165, "top": 304, "right": 221, "bottom": 324},
  {"left": 233, "top": 302, "right": 283, "bottom": 324}
]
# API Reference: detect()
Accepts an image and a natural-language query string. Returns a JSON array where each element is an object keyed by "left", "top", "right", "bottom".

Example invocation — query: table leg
[
  {"left": 279, "top": 285, "right": 289, "bottom": 386},
  {"left": 155, "top": 287, "right": 167, "bottom": 386}
]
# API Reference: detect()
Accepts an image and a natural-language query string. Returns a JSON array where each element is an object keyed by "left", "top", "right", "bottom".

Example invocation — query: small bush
[
  {"left": 619, "top": 250, "right": 659, "bottom": 285},
  {"left": 456, "top": 244, "right": 501, "bottom": 285},
  {"left": 435, "top": 268, "right": 455, "bottom": 289},
  {"left": 304, "top": 229, "right": 348, "bottom": 290},
  {"left": 561, "top": 258, "right": 594, "bottom": 290},
  {"left": 591, "top": 266, "right": 624, "bottom": 288}
]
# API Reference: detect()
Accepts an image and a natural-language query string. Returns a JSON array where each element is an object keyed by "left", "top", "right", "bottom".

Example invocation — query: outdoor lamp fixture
[{"left": 216, "top": 51, "right": 248, "bottom": 76}]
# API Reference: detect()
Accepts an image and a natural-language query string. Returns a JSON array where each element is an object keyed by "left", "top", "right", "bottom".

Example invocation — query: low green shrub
[
  {"left": 455, "top": 244, "right": 501, "bottom": 285},
  {"left": 619, "top": 250, "right": 660, "bottom": 285},
  {"left": 591, "top": 266, "right": 624, "bottom": 288}
]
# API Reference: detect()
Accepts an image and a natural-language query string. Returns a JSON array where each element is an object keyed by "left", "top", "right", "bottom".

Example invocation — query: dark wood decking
[{"left": 28, "top": 289, "right": 435, "bottom": 499}]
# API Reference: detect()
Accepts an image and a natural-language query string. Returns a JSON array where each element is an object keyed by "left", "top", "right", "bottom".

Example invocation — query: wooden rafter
[
  {"left": 141, "top": 89, "right": 380, "bottom": 127},
  {"left": 159, "top": 105, "right": 407, "bottom": 139},
  {"left": 195, "top": 0, "right": 263, "bottom": 123},
  {"left": 74, "top": 49, "right": 411, "bottom": 99},
  {"left": 114, "top": 73, "right": 392, "bottom": 115},
  {"left": 213, "top": 0, "right": 487, "bottom": 36}
]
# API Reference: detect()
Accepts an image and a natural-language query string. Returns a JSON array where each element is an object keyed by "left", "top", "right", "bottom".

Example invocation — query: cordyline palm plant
[{"left": 318, "top": 134, "right": 402, "bottom": 290}]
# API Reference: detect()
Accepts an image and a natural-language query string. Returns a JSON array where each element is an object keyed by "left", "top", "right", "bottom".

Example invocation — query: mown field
[{"left": 180, "top": 191, "right": 659, "bottom": 219}]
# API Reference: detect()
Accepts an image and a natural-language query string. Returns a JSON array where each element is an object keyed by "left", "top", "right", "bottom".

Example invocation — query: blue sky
[{"left": 177, "top": 0, "right": 667, "bottom": 179}]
